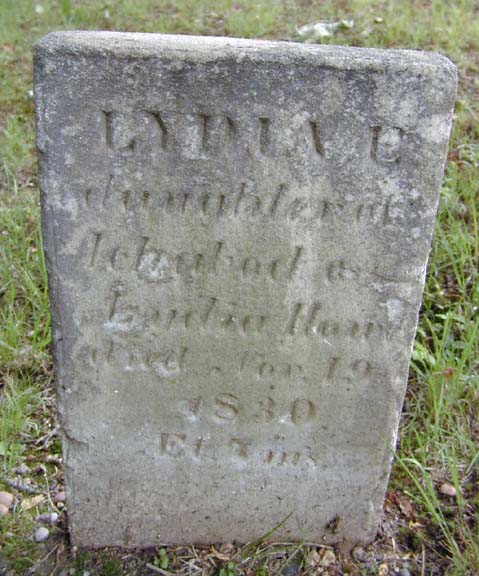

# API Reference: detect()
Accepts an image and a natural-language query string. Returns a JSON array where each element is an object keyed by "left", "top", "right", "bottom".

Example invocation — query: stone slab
[{"left": 34, "top": 32, "right": 456, "bottom": 548}]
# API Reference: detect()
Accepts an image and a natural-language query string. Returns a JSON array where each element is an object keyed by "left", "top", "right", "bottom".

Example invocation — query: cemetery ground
[{"left": 0, "top": 0, "right": 478, "bottom": 574}]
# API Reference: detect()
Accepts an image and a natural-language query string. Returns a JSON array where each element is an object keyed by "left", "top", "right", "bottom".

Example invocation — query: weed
[
  {"left": 99, "top": 555, "right": 122, "bottom": 576},
  {"left": 218, "top": 561, "right": 237, "bottom": 576},
  {"left": 153, "top": 547, "right": 169, "bottom": 570}
]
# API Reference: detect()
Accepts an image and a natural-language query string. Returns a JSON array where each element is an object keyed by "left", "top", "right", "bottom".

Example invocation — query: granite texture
[{"left": 34, "top": 31, "right": 457, "bottom": 548}]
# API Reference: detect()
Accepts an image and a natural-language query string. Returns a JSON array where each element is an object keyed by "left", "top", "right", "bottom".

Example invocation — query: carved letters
[
  {"left": 100, "top": 109, "right": 406, "bottom": 162},
  {"left": 106, "top": 294, "right": 269, "bottom": 336},
  {"left": 159, "top": 431, "right": 320, "bottom": 468},
  {"left": 79, "top": 106, "right": 405, "bottom": 467},
  {"left": 180, "top": 394, "right": 317, "bottom": 425},
  {"left": 82, "top": 175, "right": 412, "bottom": 230}
]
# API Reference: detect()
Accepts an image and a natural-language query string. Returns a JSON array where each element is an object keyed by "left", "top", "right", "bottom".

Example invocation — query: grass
[{"left": 0, "top": 0, "right": 478, "bottom": 574}]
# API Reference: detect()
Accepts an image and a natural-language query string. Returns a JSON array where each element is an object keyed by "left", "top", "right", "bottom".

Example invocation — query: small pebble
[
  {"left": 0, "top": 491, "right": 14, "bottom": 509},
  {"left": 37, "top": 512, "right": 59, "bottom": 525},
  {"left": 34, "top": 526, "right": 50, "bottom": 543},
  {"left": 378, "top": 563, "right": 388, "bottom": 576},
  {"left": 53, "top": 491, "right": 66, "bottom": 503},
  {"left": 440, "top": 483, "right": 456, "bottom": 497},
  {"left": 46, "top": 455, "right": 62, "bottom": 465},
  {"left": 352, "top": 546, "right": 366, "bottom": 562},
  {"left": 280, "top": 563, "right": 300, "bottom": 576},
  {"left": 14, "top": 463, "right": 30, "bottom": 476},
  {"left": 0, "top": 504, "right": 9, "bottom": 516},
  {"left": 320, "top": 550, "right": 336, "bottom": 567}
]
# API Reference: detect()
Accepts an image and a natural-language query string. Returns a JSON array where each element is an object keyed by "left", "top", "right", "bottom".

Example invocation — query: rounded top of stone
[{"left": 35, "top": 31, "right": 456, "bottom": 79}]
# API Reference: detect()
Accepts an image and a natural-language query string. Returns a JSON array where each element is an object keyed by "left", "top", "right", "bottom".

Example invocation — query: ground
[{"left": 0, "top": 1, "right": 478, "bottom": 574}]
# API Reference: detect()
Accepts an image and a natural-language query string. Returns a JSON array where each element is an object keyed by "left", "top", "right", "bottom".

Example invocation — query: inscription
[
  {"left": 101, "top": 175, "right": 114, "bottom": 208},
  {"left": 149, "top": 112, "right": 168, "bottom": 149},
  {"left": 371, "top": 125, "right": 404, "bottom": 163},
  {"left": 159, "top": 432, "right": 320, "bottom": 467},
  {"left": 326, "top": 259, "right": 412, "bottom": 285},
  {"left": 82, "top": 176, "right": 411, "bottom": 229},
  {"left": 215, "top": 393, "right": 239, "bottom": 421},
  {"left": 323, "top": 356, "right": 373, "bottom": 381},
  {"left": 290, "top": 399, "right": 315, "bottom": 424},
  {"left": 231, "top": 437, "right": 251, "bottom": 460},
  {"left": 160, "top": 432, "right": 187, "bottom": 457},
  {"left": 89, "top": 234, "right": 304, "bottom": 283},
  {"left": 100, "top": 110, "right": 274, "bottom": 155},
  {"left": 106, "top": 294, "right": 269, "bottom": 336},
  {"left": 103, "top": 111, "right": 136, "bottom": 151},
  {"left": 99, "top": 109, "right": 406, "bottom": 163},
  {"left": 87, "top": 231, "right": 413, "bottom": 295},
  {"left": 89, "top": 232, "right": 102, "bottom": 267},
  {"left": 198, "top": 114, "right": 210, "bottom": 151},
  {"left": 105, "top": 292, "right": 399, "bottom": 344},
  {"left": 258, "top": 117, "right": 271, "bottom": 153},
  {"left": 180, "top": 394, "right": 317, "bottom": 425},
  {"left": 88, "top": 341, "right": 188, "bottom": 377},
  {"left": 101, "top": 110, "right": 276, "bottom": 155},
  {"left": 310, "top": 120, "right": 324, "bottom": 156},
  {"left": 239, "top": 351, "right": 305, "bottom": 379},
  {"left": 262, "top": 447, "right": 318, "bottom": 467},
  {"left": 284, "top": 302, "right": 395, "bottom": 340}
]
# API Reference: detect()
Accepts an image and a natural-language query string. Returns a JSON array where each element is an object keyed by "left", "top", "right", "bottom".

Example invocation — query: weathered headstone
[{"left": 34, "top": 32, "right": 456, "bottom": 548}]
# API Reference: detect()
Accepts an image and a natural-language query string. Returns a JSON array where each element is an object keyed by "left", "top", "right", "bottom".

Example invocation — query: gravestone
[{"left": 34, "top": 32, "right": 456, "bottom": 548}]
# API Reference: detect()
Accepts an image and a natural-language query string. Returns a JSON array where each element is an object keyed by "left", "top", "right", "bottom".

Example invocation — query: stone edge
[{"left": 34, "top": 31, "right": 457, "bottom": 80}]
